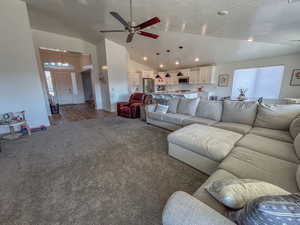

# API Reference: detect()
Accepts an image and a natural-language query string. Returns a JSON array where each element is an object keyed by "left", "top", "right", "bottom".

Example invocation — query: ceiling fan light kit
[{"left": 100, "top": 0, "right": 161, "bottom": 43}]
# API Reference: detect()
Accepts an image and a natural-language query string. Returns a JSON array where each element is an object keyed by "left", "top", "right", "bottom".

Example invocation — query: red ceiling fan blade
[
  {"left": 135, "top": 17, "right": 160, "bottom": 30},
  {"left": 138, "top": 31, "right": 159, "bottom": 39}
]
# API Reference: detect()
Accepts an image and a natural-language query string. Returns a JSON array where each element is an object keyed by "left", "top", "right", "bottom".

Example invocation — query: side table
[{"left": 140, "top": 104, "right": 146, "bottom": 121}]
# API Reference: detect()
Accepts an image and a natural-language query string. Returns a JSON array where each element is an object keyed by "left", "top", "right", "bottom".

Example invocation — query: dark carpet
[{"left": 0, "top": 115, "right": 207, "bottom": 225}]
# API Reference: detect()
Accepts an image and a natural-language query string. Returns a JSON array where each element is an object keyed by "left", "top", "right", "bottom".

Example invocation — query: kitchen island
[{"left": 151, "top": 91, "right": 210, "bottom": 101}]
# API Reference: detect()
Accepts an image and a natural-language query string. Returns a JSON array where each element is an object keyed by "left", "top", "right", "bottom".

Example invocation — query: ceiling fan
[{"left": 100, "top": 0, "right": 161, "bottom": 43}]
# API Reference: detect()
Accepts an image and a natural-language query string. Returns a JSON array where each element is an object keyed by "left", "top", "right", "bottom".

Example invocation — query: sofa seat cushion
[
  {"left": 168, "top": 124, "right": 242, "bottom": 162},
  {"left": 162, "top": 113, "right": 191, "bottom": 125},
  {"left": 250, "top": 127, "right": 293, "bottom": 143},
  {"left": 213, "top": 122, "right": 252, "bottom": 134},
  {"left": 148, "top": 111, "right": 163, "bottom": 121},
  {"left": 193, "top": 169, "right": 238, "bottom": 215},
  {"left": 237, "top": 134, "right": 299, "bottom": 163},
  {"left": 219, "top": 147, "right": 300, "bottom": 193},
  {"left": 182, "top": 117, "right": 218, "bottom": 126}
]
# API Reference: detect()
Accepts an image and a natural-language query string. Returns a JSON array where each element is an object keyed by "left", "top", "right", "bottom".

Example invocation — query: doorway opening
[{"left": 39, "top": 48, "right": 100, "bottom": 124}]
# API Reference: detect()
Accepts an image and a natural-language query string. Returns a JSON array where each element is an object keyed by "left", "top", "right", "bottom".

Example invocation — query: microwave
[{"left": 178, "top": 77, "right": 189, "bottom": 84}]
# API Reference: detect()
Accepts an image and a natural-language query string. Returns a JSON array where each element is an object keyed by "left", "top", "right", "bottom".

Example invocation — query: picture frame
[
  {"left": 290, "top": 69, "right": 300, "bottom": 86},
  {"left": 218, "top": 74, "right": 229, "bottom": 87}
]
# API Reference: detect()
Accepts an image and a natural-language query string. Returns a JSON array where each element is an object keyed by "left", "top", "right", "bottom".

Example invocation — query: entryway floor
[{"left": 49, "top": 103, "right": 113, "bottom": 126}]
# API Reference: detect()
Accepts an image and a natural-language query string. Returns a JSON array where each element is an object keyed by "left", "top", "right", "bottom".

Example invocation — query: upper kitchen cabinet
[{"left": 199, "top": 66, "right": 216, "bottom": 84}]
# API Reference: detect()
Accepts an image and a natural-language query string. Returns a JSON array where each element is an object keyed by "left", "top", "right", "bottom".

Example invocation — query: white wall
[
  {"left": 128, "top": 59, "right": 155, "bottom": 73},
  {"left": 0, "top": 0, "right": 50, "bottom": 133},
  {"left": 105, "top": 39, "right": 129, "bottom": 112},
  {"left": 32, "top": 29, "right": 103, "bottom": 110},
  {"left": 96, "top": 38, "right": 111, "bottom": 111},
  {"left": 214, "top": 54, "right": 300, "bottom": 98}
]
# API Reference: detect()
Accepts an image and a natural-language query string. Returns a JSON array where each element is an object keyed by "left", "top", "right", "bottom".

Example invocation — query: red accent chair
[{"left": 117, "top": 93, "right": 151, "bottom": 118}]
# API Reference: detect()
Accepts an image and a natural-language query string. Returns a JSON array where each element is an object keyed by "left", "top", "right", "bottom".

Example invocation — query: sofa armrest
[
  {"left": 162, "top": 191, "right": 235, "bottom": 225},
  {"left": 145, "top": 104, "right": 156, "bottom": 113}
]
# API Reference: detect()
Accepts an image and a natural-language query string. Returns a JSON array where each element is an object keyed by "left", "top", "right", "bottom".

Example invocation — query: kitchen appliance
[
  {"left": 178, "top": 77, "right": 189, "bottom": 84},
  {"left": 143, "top": 78, "right": 155, "bottom": 93}
]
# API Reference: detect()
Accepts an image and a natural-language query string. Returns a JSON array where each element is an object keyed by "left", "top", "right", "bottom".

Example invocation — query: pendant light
[
  {"left": 165, "top": 50, "right": 171, "bottom": 78},
  {"left": 155, "top": 52, "right": 161, "bottom": 79}
]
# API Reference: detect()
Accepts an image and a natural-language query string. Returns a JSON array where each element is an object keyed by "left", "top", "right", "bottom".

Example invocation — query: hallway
[{"left": 49, "top": 103, "right": 113, "bottom": 126}]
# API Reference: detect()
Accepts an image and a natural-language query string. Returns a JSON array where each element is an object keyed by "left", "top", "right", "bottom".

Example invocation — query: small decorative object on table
[
  {"left": 0, "top": 111, "right": 31, "bottom": 140},
  {"left": 237, "top": 88, "right": 248, "bottom": 101}
]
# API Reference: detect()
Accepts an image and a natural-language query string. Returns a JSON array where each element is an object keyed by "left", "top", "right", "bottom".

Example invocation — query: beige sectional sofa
[{"left": 145, "top": 99, "right": 300, "bottom": 225}]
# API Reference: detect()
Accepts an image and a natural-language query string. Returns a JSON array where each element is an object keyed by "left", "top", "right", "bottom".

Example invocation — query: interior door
[{"left": 53, "top": 71, "right": 73, "bottom": 105}]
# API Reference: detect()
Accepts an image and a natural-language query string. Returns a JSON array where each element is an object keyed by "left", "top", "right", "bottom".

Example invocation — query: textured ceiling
[{"left": 24, "top": 0, "right": 300, "bottom": 69}]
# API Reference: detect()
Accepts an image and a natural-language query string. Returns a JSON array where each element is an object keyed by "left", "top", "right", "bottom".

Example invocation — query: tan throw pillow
[
  {"left": 290, "top": 116, "right": 300, "bottom": 139},
  {"left": 205, "top": 178, "right": 290, "bottom": 209},
  {"left": 255, "top": 103, "right": 300, "bottom": 131},
  {"left": 295, "top": 134, "right": 300, "bottom": 159}
]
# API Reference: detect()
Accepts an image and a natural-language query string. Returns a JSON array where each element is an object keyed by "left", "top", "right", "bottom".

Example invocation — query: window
[
  {"left": 44, "top": 71, "right": 55, "bottom": 97},
  {"left": 232, "top": 65, "right": 284, "bottom": 99}
]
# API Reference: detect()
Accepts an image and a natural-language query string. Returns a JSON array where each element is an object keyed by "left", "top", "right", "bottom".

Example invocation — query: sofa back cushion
[
  {"left": 196, "top": 101, "right": 223, "bottom": 121},
  {"left": 297, "top": 165, "right": 300, "bottom": 190},
  {"left": 290, "top": 116, "right": 300, "bottom": 139},
  {"left": 295, "top": 134, "right": 300, "bottom": 159},
  {"left": 254, "top": 104, "right": 300, "bottom": 131},
  {"left": 177, "top": 98, "right": 200, "bottom": 116},
  {"left": 167, "top": 98, "right": 180, "bottom": 114},
  {"left": 221, "top": 101, "right": 258, "bottom": 125}
]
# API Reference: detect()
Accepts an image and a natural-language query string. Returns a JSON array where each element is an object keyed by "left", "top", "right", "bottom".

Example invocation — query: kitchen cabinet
[
  {"left": 189, "top": 67, "right": 200, "bottom": 84},
  {"left": 199, "top": 66, "right": 216, "bottom": 84}
]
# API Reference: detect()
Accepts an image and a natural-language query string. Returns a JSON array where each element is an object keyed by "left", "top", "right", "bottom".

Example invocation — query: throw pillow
[
  {"left": 229, "top": 194, "right": 300, "bottom": 225},
  {"left": 295, "top": 134, "right": 300, "bottom": 160},
  {"left": 196, "top": 100, "right": 223, "bottom": 121},
  {"left": 290, "top": 116, "right": 300, "bottom": 139},
  {"left": 205, "top": 178, "right": 290, "bottom": 209},
  {"left": 177, "top": 98, "right": 200, "bottom": 116},
  {"left": 167, "top": 98, "right": 180, "bottom": 114},
  {"left": 155, "top": 104, "right": 169, "bottom": 113},
  {"left": 221, "top": 101, "right": 258, "bottom": 125},
  {"left": 255, "top": 103, "right": 300, "bottom": 131}
]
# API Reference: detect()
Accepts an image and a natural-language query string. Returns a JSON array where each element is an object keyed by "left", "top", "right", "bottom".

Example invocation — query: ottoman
[{"left": 168, "top": 124, "right": 243, "bottom": 175}]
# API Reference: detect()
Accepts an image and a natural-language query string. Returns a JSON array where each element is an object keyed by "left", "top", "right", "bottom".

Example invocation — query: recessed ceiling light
[
  {"left": 175, "top": 61, "right": 180, "bottom": 65},
  {"left": 195, "top": 57, "right": 200, "bottom": 62},
  {"left": 159, "top": 64, "right": 164, "bottom": 68},
  {"left": 143, "top": 56, "right": 148, "bottom": 61},
  {"left": 248, "top": 37, "right": 254, "bottom": 42},
  {"left": 217, "top": 10, "right": 229, "bottom": 16}
]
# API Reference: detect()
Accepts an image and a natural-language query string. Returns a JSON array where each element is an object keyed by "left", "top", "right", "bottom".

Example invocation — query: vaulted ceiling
[{"left": 24, "top": 0, "right": 300, "bottom": 69}]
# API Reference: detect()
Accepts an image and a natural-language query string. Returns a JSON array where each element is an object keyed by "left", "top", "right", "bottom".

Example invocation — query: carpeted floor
[{"left": 0, "top": 115, "right": 207, "bottom": 225}]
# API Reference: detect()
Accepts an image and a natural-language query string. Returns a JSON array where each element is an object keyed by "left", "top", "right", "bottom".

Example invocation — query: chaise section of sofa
[{"left": 161, "top": 101, "right": 300, "bottom": 225}]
